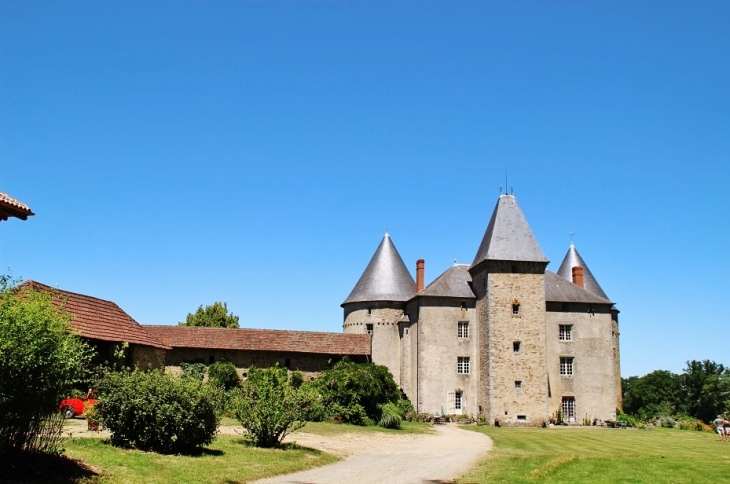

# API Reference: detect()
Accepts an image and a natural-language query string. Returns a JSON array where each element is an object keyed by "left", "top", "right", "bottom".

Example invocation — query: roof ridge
[
  {"left": 146, "top": 325, "right": 363, "bottom": 336},
  {"left": 23, "top": 280, "right": 122, "bottom": 307}
]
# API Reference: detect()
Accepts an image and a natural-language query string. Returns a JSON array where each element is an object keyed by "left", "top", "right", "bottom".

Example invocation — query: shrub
[
  {"left": 616, "top": 411, "right": 642, "bottom": 428},
  {"left": 0, "top": 278, "right": 93, "bottom": 453},
  {"left": 94, "top": 369, "right": 220, "bottom": 454},
  {"left": 180, "top": 362, "right": 207, "bottom": 382},
  {"left": 308, "top": 359, "right": 399, "bottom": 425},
  {"left": 207, "top": 360, "right": 241, "bottom": 391},
  {"left": 230, "top": 366, "right": 311, "bottom": 448},
  {"left": 396, "top": 398, "right": 414, "bottom": 417},
  {"left": 378, "top": 402, "right": 402, "bottom": 429}
]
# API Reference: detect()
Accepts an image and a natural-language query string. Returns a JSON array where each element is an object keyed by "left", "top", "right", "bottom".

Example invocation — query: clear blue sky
[{"left": 1, "top": 1, "right": 728, "bottom": 378}]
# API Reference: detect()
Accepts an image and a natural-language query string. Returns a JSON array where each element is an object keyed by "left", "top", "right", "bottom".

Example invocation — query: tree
[
  {"left": 0, "top": 276, "right": 92, "bottom": 453},
  {"left": 230, "top": 366, "right": 310, "bottom": 448},
  {"left": 682, "top": 360, "right": 730, "bottom": 424},
  {"left": 622, "top": 370, "right": 684, "bottom": 418},
  {"left": 179, "top": 302, "right": 239, "bottom": 328},
  {"left": 308, "top": 359, "right": 400, "bottom": 425}
]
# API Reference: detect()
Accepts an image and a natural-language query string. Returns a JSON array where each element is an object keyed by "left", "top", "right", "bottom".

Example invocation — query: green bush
[
  {"left": 180, "top": 362, "right": 207, "bottom": 382},
  {"left": 230, "top": 366, "right": 310, "bottom": 448},
  {"left": 378, "top": 402, "right": 402, "bottom": 429},
  {"left": 0, "top": 278, "right": 93, "bottom": 453},
  {"left": 616, "top": 410, "right": 642, "bottom": 428},
  {"left": 396, "top": 398, "right": 414, "bottom": 417},
  {"left": 207, "top": 360, "right": 241, "bottom": 391},
  {"left": 95, "top": 369, "right": 220, "bottom": 454},
  {"left": 308, "top": 359, "right": 399, "bottom": 425}
]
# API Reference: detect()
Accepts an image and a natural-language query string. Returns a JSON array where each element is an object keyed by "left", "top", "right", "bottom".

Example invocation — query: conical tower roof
[
  {"left": 470, "top": 194, "right": 549, "bottom": 269},
  {"left": 556, "top": 243, "right": 609, "bottom": 300},
  {"left": 342, "top": 233, "right": 416, "bottom": 305}
]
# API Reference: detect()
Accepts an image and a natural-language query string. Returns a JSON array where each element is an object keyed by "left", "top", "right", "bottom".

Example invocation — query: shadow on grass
[
  {"left": 0, "top": 450, "right": 98, "bottom": 483},
  {"left": 232, "top": 438, "right": 323, "bottom": 454}
]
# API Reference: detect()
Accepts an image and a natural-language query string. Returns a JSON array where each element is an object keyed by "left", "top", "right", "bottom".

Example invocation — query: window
[
  {"left": 513, "top": 341, "right": 521, "bottom": 352},
  {"left": 512, "top": 303, "right": 520, "bottom": 315},
  {"left": 365, "top": 323, "right": 373, "bottom": 334},
  {"left": 458, "top": 321, "right": 469, "bottom": 338},
  {"left": 559, "top": 325, "right": 573, "bottom": 341},
  {"left": 457, "top": 356, "right": 471, "bottom": 374},
  {"left": 285, "top": 358, "right": 291, "bottom": 369},
  {"left": 447, "top": 391, "right": 464, "bottom": 415},
  {"left": 517, "top": 415, "right": 527, "bottom": 421},
  {"left": 560, "top": 357, "right": 574, "bottom": 376},
  {"left": 562, "top": 396, "right": 576, "bottom": 422},
  {"left": 515, "top": 381, "right": 522, "bottom": 389}
]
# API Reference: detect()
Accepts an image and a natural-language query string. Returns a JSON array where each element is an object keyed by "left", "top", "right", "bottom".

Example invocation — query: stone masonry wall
[
  {"left": 478, "top": 261, "right": 549, "bottom": 426},
  {"left": 343, "top": 301, "right": 404, "bottom": 386},
  {"left": 130, "top": 345, "right": 166, "bottom": 370}
]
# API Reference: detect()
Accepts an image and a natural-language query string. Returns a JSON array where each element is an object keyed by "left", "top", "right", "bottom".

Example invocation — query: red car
[{"left": 59, "top": 396, "right": 98, "bottom": 419}]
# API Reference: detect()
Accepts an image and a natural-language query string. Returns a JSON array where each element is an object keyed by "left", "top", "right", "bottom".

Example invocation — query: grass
[
  {"left": 63, "top": 435, "right": 338, "bottom": 484},
  {"left": 457, "top": 426, "right": 730, "bottom": 483},
  {"left": 219, "top": 416, "right": 432, "bottom": 436}
]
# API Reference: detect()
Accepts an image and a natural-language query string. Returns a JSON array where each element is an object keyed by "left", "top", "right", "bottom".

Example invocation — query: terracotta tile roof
[
  {"left": 19, "top": 281, "right": 170, "bottom": 349},
  {"left": 0, "top": 191, "right": 34, "bottom": 221},
  {"left": 145, "top": 325, "right": 372, "bottom": 356}
]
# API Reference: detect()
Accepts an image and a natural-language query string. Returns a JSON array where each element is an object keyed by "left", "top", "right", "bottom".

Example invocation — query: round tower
[{"left": 342, "top": 232, "right": 415, "bottom": 386}]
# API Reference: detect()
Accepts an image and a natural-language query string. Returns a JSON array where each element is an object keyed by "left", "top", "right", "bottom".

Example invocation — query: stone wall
[
  {"left": 163, "top": 348, "right": 365, "bottom": 380},
  {"left": 474, "top": 260, "right": 549, "bottom": 426},
  {"left": 343, "top": 301, "right": 404, "bottom": 386},
  {"left": 545, "top": 303, "right": 617, "bottom": 423},
  {"left": 130, "top": 344, "right": 166, "bottom": 370}
]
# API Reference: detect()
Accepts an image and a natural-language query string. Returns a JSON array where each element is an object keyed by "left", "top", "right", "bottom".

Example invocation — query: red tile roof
[
  {"left": 0, "top": 191, "right": 34, "bottom": 221},
  {"left": 145, "top": 325, "right": 372, "bottom": 356},
  {"left": 20, "top": 281, "right": 169, "bottom": 349}
]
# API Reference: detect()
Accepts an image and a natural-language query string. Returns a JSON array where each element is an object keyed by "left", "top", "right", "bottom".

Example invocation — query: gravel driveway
[{"left": 252, "top": 424, "right": 492, "bottom": 484}]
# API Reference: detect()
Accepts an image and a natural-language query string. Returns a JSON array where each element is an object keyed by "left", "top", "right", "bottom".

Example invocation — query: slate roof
[
  {"left": 0, "top": 192, "right": 34, "bottom": 221},
  {"left": 145, "top": 326, "right": 372, "bottom": 356},
  {"left": 544, "top": 270, "right": 613, "bottom": 305},
  {"left": 20, "top": 281, "right": 169, "bottom": 349},
  {"left": 416, "top": 264, "right": 476, "bottom": 299},
  {"left": 342, "top": 232, "right": 416, "bottom": 305},
  {"left": 471, "top": 195, "right": 549, "bottom": 269},
  {"left": 555, "top": 243, "right": 609, "bottom": 300}
]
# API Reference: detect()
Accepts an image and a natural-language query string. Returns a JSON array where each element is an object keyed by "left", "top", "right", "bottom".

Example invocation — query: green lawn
[
  {"left": 63, "top": 435, "right": 338, "bottom": 484},
  {"left": 458, "top": 426, "right": 730, "bottom": 483},
  {"left": 293, "top": 420, "right": 433, "bottom": 436}
]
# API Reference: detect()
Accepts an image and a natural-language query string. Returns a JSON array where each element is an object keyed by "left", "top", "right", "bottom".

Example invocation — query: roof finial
[
  {"left": 385, "top": 228, "right": 389, "bottom": 238},
  {"left": 505, "top": 170, "right": 508, "bottom": 196},
  {"left": 569, "top": 230, "right": 575, "bottom": 246}
]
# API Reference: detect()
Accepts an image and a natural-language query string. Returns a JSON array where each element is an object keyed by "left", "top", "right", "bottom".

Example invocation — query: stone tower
[
  {"left": 342, "top": 232, "right": 415, "bottom": 385},
  {"left": 469, "top": 194, "right": 550, "bottom": 425}
]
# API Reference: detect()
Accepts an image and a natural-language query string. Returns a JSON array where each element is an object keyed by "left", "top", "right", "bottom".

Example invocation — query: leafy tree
[
  {"left": 179, "top": 302, "right": 239, "bottom": 328},
  {"left": 308, "top": 359, "right": 399, "bottom": 425},
  {"left": 230, "top": 365, "right": 310, "bottom": 448},
  {"left": 681, "top": 360, "right": 730, "bottom": 424},
  {"left": 622, "top": 370, "right": 684, "bottom": 418},
  {"left": 0, "top": 276, "right": 93, "bottom": 453},
  {"left": 95, "top": 369, "right": 220, "bottom": 454}
]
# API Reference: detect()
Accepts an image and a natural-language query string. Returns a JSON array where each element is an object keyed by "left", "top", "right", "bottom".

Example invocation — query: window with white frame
[
  {"left": 458, "top": 321, "right": 469, "bottom": 338},
  {"left": 457, "top": 356, "right": 471, "bottom": 374},
  {"left": 560, "top": 357, "right": 574, "bottom": 376},
  {"left": 559, "top": 325, "right": 572, "bottom": 341}
]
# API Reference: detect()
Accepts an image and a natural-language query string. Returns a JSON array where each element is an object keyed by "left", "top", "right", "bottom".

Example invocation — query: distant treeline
[{"left": 622, "top": 360, "right": 729, "bottom": 423}]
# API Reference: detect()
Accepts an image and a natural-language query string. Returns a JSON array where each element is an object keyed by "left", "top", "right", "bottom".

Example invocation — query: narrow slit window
[
  {"left": 515, "top": 381, "right": 522, "bottom": 389},
  {"left": 513, "top": 341, "right": 521, "bottom": 352},
  {"left": 512, "top": 303, "right": 520, "bottom": 315}
]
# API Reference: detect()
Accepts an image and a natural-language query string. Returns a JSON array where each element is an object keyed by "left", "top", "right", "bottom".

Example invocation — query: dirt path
[
  {"left": 62, "top": 419, "right": 493, "bottom": 484},
  {"left": 253, "top": 424, "right": 492, "bottom": 484}
]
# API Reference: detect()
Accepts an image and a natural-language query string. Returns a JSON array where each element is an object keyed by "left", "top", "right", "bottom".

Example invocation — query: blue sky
[{"left": 1, "top": 1, "right": 728, "bottom": 377}]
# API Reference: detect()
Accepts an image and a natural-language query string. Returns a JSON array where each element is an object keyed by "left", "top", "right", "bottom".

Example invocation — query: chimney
[
  {"left": 416, "top": 259, "right": 425, "bottom": 292},
  {"left": 572, "top": 266, "right": 584, "bottom": 288}
]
